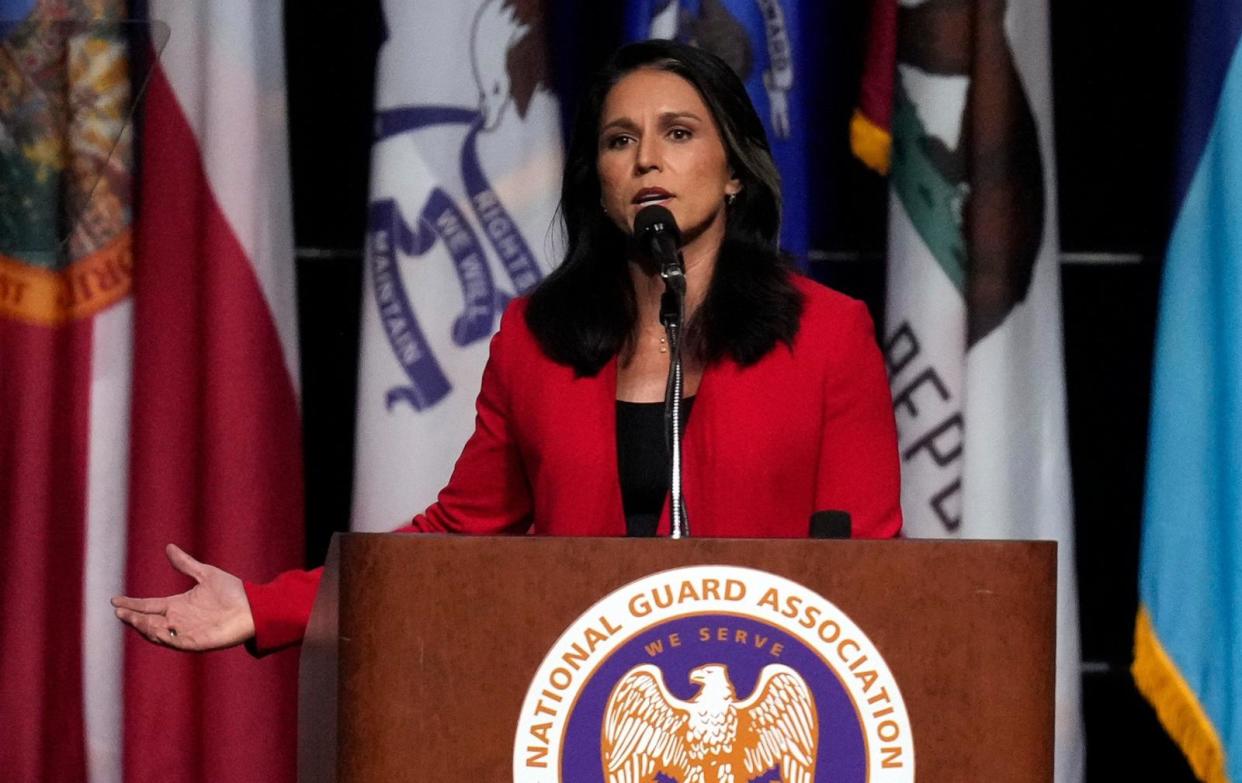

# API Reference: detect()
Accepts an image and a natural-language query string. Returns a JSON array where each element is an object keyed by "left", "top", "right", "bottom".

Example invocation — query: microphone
[
  {"left": 634, "top": 204, "right": 683, "bottom": 278},
  {"left": 809, "top": 510, "right": 852, "bottom": 539}
]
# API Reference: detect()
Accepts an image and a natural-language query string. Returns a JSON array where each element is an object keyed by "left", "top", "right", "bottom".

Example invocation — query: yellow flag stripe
[
  {"left": 849, "top": 109, "right": 892, "bottom": 176},
  {"left": 1132, "top": 605, "right": 1230, "bottom": 782}
]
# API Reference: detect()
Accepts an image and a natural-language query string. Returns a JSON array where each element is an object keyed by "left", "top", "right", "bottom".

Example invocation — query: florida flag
[
  {"left": 1, "top": 3, "right": 137, "bottom": 779},
  {"left": 0, "top": 0, "right": 303, "bottom": 780},
  {"left": 351, "top": 0, "right": 562, "bottom": 532},
  {"left": 1134, "top": 4, "right": 1242, "bottom": 780}
]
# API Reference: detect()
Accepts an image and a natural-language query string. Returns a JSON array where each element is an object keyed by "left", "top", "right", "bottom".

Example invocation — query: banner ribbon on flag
[{"left": 368, "top": 105, "right": 545, "bottom": 411}]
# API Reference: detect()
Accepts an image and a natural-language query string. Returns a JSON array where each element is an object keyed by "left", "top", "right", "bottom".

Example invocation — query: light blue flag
[
  {"left": 623, "top": 0, "right": 809, "bottom": 264},
  {"left": 1134, "top": 7, "right": 1242, "bottom": 782}
]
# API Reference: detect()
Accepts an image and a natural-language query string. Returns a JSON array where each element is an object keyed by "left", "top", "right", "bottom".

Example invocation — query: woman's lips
[{"left": 632, "top": 188, "right": 673, "bottom": 205}]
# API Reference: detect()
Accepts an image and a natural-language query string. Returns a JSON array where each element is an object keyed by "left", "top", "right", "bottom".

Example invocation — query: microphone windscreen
[
  {"left": 809, "top": 510, "right": 852, "bottom": 539},
  {"left": 633, "top": 204, "right": 680, "bottom": 245}
]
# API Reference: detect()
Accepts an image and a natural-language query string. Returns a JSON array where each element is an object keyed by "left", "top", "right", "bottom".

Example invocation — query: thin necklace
[{"left": 644, "top": 330, "right": 667, "bottom": 354}]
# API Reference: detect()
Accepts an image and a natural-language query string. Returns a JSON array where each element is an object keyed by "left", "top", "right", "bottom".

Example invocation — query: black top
[{"left": 616, "top": 396, "right": 696, "bottom": 537}]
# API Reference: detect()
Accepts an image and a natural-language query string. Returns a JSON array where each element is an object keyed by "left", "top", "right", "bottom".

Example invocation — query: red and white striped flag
[{"left": 122, "top": 1, "right": 303, "bottom": 781}]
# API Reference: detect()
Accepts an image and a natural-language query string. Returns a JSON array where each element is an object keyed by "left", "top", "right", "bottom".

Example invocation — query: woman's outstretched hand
[{"left": 112, "top": 544, "right": 255, "bottom": 652}]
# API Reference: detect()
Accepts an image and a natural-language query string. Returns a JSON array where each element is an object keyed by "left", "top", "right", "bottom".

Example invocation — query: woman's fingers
[
  {"left": 110, "top": 594, "right": 170, "bottom": 615},
  {"left": 110, "top": 545, "right": 199, "bottom": 614},
  {"left": 115, "top": 604, "right": 206, "bottom": 650},
  {"left": 165, "top": 543, "right": 205, "bottom": 582},
  {"left": 115, "top": 606, "right": 180, "bottom": 647}
]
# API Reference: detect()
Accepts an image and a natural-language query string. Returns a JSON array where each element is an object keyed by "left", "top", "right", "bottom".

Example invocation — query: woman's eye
[
  {"left": 669, "top": 128, "right": 692, "bottom": 141},
  {"left": 606, "top": 135, "right": 632, "bottom": 149}
]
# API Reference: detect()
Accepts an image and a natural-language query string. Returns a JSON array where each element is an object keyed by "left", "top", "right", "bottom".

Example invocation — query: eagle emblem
[{"left": 602, "top": 663, "right": 818, "bottom": 783}]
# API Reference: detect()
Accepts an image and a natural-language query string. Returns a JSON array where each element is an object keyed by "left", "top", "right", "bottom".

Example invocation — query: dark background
[{"left": 284, "top": 2, "right": 1193, "bottom": 779}]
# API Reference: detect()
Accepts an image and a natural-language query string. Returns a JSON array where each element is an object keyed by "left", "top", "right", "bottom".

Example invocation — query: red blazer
[{"left": 245, "top": 275, "right": 902, "bottom": 653}]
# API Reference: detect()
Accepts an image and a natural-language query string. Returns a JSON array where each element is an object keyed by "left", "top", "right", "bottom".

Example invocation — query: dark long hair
[{"left": 525, "top": 39, "right": 804, "bottom": 376}]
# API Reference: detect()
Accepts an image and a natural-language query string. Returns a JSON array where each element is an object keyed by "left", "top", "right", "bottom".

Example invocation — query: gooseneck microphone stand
[
  {"left": 635, "top": 204, "right": 691, "bottom": 539},
  {"left": 660, "top": 258, "right": 690, "bottom": 539}
]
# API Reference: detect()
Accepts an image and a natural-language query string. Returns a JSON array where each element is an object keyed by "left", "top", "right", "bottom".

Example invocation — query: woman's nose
[{"left": 634, "top": 135, "right": 662, "bottom": 173}]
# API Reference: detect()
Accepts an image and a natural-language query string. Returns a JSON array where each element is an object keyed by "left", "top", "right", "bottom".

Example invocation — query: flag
[
  {"left": 623, "top": 0, "right": 810, "bottom": 263},
  {"left": 0, "top": 4, "right": 134, "bottom": 779},
  {"left": 351, "top": 0, "right": 562, "bottom": 532},
  {"left": 1133, "top": 4, "right": 1242, "bottom": 780},
  {"left": 122, "top": 0, "right": 304, "bottom": 781},
  {"left": 855, "top": 1, "right": 1085, "bottom": 780}
]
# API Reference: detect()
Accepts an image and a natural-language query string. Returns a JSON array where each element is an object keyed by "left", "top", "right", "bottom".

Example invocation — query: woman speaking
[{"left": 113, "top": 40, "right": 902, "bottom": 655}]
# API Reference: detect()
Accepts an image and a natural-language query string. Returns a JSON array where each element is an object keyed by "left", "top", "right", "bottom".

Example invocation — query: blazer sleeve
[
  {"left": 244, "top": 302, "right": 534, "bottom": 655},
  {"left": 814, "top": 299, "right": 903, "bottom": 539},
  {"left": 406, "top": 301, "right": 534, "bottom": 534}
]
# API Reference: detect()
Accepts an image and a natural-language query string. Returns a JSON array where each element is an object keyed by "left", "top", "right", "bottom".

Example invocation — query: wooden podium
[{"left": 299, "top": 534, "right": 1055, "bottom": 781}]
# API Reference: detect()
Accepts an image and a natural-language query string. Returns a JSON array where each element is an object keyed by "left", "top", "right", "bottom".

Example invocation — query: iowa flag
[
  {"left": 1134, "top": 5, "right": 1242, "bottom": 781},
  {"left": 854, "top": 1, "right": 1085, "bottom": 780}
]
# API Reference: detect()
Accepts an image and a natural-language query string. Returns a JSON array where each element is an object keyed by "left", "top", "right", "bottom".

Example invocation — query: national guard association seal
[{"left": 514, "top": 565, "right": 915, "bottom": 782}]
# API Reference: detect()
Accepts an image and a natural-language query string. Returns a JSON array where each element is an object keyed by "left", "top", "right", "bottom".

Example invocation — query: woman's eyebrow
[
  {"left": 600, "top": 116, "right": 640, "bottom": 135},
  {"left": 600, "top": 111, "right": 704, "bottom": 135},
  {"left": 659, "top": 110, "right": 704, "bottom": 124}
]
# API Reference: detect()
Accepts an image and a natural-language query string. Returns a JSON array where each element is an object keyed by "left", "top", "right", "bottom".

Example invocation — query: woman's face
[{"left": 596, "top": 68, "right": 741, "bottom": 247}]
